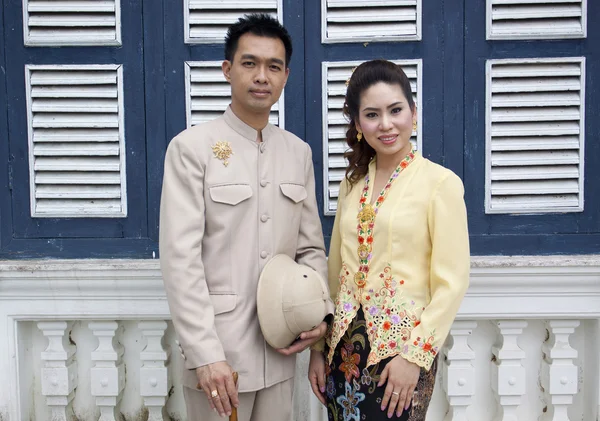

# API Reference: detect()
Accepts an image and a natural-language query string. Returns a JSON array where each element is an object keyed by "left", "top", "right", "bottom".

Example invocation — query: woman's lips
[{"left": 379, "top": 135, "right": 397, "bottom": 145}]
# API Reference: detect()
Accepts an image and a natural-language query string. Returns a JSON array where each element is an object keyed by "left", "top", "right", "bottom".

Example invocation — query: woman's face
[{"left": 356, "top": 82, "right": 416, "bottom": 163}]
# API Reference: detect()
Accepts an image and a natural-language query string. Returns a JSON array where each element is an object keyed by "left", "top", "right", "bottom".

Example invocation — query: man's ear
[
  {"left": 222, "top": 60, "right": 232, "bottom": 83},
  {"left": 283, "top": 67, "right": 290, "bottom": 86}
]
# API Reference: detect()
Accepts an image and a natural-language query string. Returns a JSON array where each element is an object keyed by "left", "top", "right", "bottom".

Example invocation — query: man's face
[{"left": 222, "top": 33, "right": 290, "bottom": 116}]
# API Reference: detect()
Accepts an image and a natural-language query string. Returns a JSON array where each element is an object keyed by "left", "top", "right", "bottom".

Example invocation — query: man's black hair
[{"left": 224, "top": 13, "right": 293, "bottom": 67}]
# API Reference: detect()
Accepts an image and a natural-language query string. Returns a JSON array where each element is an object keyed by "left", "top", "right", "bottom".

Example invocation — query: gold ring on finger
[
  {"left": 211, "top": 390, "right": 219, "bottom": 398},
  {"left": 392, "top": 391, "right": 400, "bottom": 396}
]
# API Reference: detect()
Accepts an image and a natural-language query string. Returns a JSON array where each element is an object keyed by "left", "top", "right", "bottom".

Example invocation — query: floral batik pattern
[{"left": 326, "top": 308, "right": 437, "bottom": 421}]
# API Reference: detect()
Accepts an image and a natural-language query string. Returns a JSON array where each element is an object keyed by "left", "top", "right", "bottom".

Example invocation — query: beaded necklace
[{"left": 354, "top": 149, "right": 416, "bottom": 288}]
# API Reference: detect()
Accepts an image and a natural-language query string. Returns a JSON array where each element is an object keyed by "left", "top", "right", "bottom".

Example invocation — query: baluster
[
  {"left": 491, "top": 320, "right": 527, "bottom": 421},
  {"left": 38, "top": 321, "right": 78, "bottom": 421},
  {"left": 541, "top": 320, "right": 580, "bottom": 421},
  {"left": 443, "top": 321, "right": 477, "bottom": 421},
  {"left": 139, "top": 321, "right": 171, "bottom": 421},
  {"left": 89, "top": 321, "right": 125, "bottom": 421}
]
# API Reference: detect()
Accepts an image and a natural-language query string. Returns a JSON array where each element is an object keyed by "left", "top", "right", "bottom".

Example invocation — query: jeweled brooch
[{"left": 212, "top": 141, "right": 233, "bottom": 167}]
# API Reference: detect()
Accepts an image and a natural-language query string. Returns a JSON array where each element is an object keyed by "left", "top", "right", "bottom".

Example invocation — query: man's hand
[
  {"left": 196, "top": 361, "right": 239, "bottom": 417},
  {"left": 276, "top": 321, "right": 328, "bottom": 356}
]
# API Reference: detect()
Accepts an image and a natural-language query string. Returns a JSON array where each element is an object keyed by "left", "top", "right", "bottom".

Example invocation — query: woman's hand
[
  {"left": 308, "top": 350, "right": 328, "bottom": 405},
  {"left": 378, "top": 355, "right": 420, "bottom": 418}
]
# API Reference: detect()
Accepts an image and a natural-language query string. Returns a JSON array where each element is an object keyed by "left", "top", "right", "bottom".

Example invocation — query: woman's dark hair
[
  {"left": 343, "top": 60, "right": 415, "bottom": 188},
  {"left": 225, "top": 14, "right": 293, "bottom": 66}
]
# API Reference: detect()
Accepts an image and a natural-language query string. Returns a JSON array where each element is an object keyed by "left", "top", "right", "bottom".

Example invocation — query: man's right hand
[{"left": 196, "top": 361, "right": 239, "bottom": 417}]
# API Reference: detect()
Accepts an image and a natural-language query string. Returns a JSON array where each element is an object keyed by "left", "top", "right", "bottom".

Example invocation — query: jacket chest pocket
[
  {"left": 278, "top": 183, "right": 306, "bottom": 230},
  {"left": 209, "top": 183, "right": 253, "bottom": 206},
  {"left": 280, "top": 183, "right": 307, "bottom": 204}
]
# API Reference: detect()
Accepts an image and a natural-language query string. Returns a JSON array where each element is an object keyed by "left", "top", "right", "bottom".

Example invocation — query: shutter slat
[
  {"left": 492, "top": 5, "right": 582, "bottom": 20},
  {"left": 31, "top": 71, "right": 117, "bottom": 85},
  {"left": 29, "top": 14, "right": 116, "bottom": 26},
  {"left": 35, "top": 199, "right": 123, "bottom": 214},
  {"left": 25, "top": 1, "right": 119, "bottom": 45},
  {"left": 32, "top": 113, "right": 119, "bottom": 128},
  {"left": 492, "top": 92, "right": 580, "bottom": 107},
  {"left": 491, "top": 63, "right": 581, "bottom": 77},
  {"left": 491, "top": 121, "right": 580, "bottom": 136},
  {"left": 492, "top": 0, "right": 581, "bottom": 4},
  {"left": 27, "top": 66, "right": 126, "bottom": 217},
  {"left": 28, "top": 1, "right": 115, "bottom": 12},
  {"left": 327, "top": 23, "right": 417, "bottom": 38},
  {"left": 34, "top": 143, "right": 120, "bottom": 156},
  {"left": 34, "top": 157, "right": 121, "bottom": 172},
  {"left": 491, "top": 150, "right": 580, "bottom": 167},
  {"left": 491, "top": 107, "right": 580, "bottom": 122},
  {"left": 34, "top": 128, "right": 120, "bottom": 143},
  {"left": 490, "top": 136, "right": 580, "bottom": 151},
  {"left": 36, "top": 172, "right": 121, "bottom": 184},
  {"left": 36, "top": 185, "right": 121, "bottom": 199},
  {"left": 491, "top": 77, "right": 580, "bottom": 93},
  {"left": 31, "top": 86, "right": 117, "bottom": 98},
  {"left": 189, "top": 0, "right": 275, "bottom": 8},
  {"left": 490, "top": 195, "right": 580, "bottom": 210},
  {"left": 32, "top": 99, "right": 118, "bottom": 113},
  {"left": 327, "top": 8, "right": 416, "bottom": 23},
  {"left": 491, "top": 179, "right": 579, "bottom": 195},
  {"left": 491, "top": 165, "right": 580, "bottom": 180},
  {"left": 328, "top": 0, "right": 417, "bottom": 7}
]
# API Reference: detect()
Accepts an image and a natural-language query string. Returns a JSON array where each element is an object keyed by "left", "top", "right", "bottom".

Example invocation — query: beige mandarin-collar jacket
[{"left": 159, "top": 107, "right": 334, "bottom": 392}]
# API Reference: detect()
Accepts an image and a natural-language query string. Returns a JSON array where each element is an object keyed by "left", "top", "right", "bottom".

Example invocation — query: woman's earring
[
  {"left": 413, "top": 120, "right": 417, "bottom": 132},
  {"left": 357, "top": 131, "right": 363, "bottom": 142}
]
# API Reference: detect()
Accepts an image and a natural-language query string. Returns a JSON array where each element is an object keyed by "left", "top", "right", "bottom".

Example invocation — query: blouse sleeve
[{"left": 399, "top": 172, "right": 470, "bottom": 370}]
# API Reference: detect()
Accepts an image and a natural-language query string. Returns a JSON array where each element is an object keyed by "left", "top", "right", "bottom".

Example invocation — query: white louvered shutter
[
  {"left": 26, "top": 65, "right": 127, "bottom": 218},
  {"left": 185, "top": 61, "right": 283, "bottom": 128},
  {"left": 24, "top": 0, "right": 121, "bottom": 46},
  {"left": 322, "top": 60, "right": 422, "bottom": 215},
  {"left": 185, "top": 0, "right": 280, "bottom": 44},
  {"left": 486, "top": 58, "right": 585, "bottom": 214},
  {"left": 322, "top": 0, "right": 421, "bottom": 43},
  {"left": 487, "top": 0, "right": 587, "bottom": 40}
]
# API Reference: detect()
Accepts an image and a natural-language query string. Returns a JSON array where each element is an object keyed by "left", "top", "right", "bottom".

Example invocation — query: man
[{"left": 159, "top": 14, "right": 333, "bottom": 421}]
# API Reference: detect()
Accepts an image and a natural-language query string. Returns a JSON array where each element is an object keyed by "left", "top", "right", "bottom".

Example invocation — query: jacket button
[
  {"left": 260, "top": 180, "right": 267, "bottom": 187},
  {"left": 260, "top": 214, "right": 268, "bottom": 222},
  {"left": 260, "top": 251, "right": 268, "bottom": 259}
]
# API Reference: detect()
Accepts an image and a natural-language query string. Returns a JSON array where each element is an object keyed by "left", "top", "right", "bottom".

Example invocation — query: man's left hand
[{"left": 276, "top": 321, "right": 328, "bottom": 356}]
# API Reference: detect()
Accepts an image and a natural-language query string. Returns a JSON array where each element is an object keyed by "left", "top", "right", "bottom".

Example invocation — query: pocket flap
[
  {"left": 280, "top": 183, "right": 307, "bottom": 203},
  {"left": 209, "top": 184, "right": 252, "bottom": 205},
  {"left": 209, "top": 293, "right": 237, "bottom": 315}
]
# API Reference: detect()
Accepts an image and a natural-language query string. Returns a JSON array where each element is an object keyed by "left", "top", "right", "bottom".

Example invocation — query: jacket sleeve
[
  {"left": 311, "top": 178, "right": 346, "bottom": 352},
  {"left": 159, "top": 135, "right": 226, "bottom": 370},
  {"left": 295, "top": 144, "right": 334, "bottom": 317},
  {"left": 399, "top": 172, "right": 470, "bottom": 370}
]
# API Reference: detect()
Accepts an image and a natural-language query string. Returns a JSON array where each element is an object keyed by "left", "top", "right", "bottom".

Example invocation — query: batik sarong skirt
[{"left": 325, "top": 308, "right": 437, "bottom": 421}]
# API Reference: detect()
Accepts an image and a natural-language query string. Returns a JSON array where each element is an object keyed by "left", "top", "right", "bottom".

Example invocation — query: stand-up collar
[{"left": 223, "top": 106, "right": 274, "bottom": 144}]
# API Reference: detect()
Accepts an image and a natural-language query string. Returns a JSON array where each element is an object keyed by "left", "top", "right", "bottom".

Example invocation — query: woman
[{"left": 309, "top": 60, "right": 470, "bottom": 420}]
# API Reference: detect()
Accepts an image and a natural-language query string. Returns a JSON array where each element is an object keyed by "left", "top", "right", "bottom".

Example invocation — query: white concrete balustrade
[{"left": 0, "top": 256, "right": 599, "bottom": 421}]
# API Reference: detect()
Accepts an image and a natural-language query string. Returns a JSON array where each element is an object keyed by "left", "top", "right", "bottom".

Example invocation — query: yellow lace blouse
[{"left": 325, "top": 153, "right": 470, "bottom": 370}]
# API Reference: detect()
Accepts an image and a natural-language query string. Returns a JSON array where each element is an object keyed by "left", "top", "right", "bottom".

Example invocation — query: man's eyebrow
[{"left": 240, "top": 54, "right": 285, "bottom": 66}]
